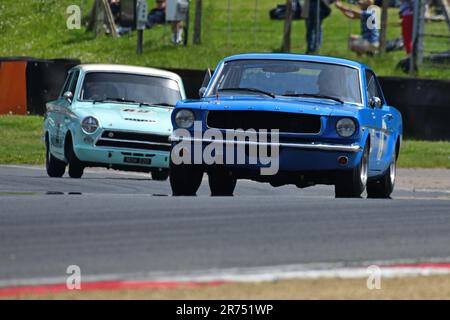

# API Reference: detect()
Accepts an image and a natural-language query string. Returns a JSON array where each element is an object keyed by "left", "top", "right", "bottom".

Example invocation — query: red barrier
[{"left": 0, "top": 61, "right": 27, "bottom": 115}]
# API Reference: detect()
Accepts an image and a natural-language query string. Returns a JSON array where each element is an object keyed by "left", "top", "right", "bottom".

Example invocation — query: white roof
[{"left": 76, "top": 64, "right": 182, "bottom": 82}]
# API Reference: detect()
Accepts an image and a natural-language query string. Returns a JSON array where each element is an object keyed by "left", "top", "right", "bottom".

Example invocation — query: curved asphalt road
[{"left": 0, "top": 165, "right": 449, "bottom": 286}]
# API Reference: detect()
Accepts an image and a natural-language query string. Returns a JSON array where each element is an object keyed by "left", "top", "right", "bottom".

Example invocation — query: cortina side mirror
[{"left": 63, "top": 91, "right": 74, "bottom": 104}]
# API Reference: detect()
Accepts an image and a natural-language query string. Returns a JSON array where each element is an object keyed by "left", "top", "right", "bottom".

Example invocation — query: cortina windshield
[{"left": 79, "top": 72, "right": 182, "bottom": 107}]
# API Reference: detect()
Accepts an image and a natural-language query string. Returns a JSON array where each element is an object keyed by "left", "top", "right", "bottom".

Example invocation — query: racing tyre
[
  {"left": 65, "top": 135, "right": 84, "bottom": 179},
  {"left": 151, "top": 168, "right": 170, "bottom": 181},
  {"left": 208, "top": 168, "right": 237, "bottom": 196},
  {"left": 335, "top": 144, "right": 369, "bottom": 198},
  {"left": 170, "top": 160, "right": 203, "bottom": 196},
  {"left": 45, "top": 136, "right": 66, "bottom": 178},
  {"left": 367, "top": 150, "right": 396, "bottom": 199}
]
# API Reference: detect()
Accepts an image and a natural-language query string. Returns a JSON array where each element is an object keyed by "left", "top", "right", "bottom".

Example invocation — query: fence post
[
  {"left": 281, "top": 0, "right": 293, "bottom": 52},
  {"left": 87, "top": 0, "right": 118, "bottom": 37},
  {"left": 193, "top": 0, "right": 202, "bottom": 44},
  {"left": 410, "top": 0, "right": 425, "bottom": 74},
  {"left": 379, "top": 0, "right": 389, "bottom": 54}
]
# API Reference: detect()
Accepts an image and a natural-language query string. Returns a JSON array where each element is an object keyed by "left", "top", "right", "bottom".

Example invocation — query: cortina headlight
[
  {"left": 175, "top": 109, "right": 195, "bottom": 129},
  {"left": 336, "top": 118, "right": 356, "bottom": 137},
  {"left": 81, "top": 116, "right": 99, "bottom": 134}
]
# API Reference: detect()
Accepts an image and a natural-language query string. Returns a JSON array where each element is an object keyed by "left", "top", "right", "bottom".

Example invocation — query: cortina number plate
[{"left": 123, "top": 157, "right": 152, "bottom": 165}]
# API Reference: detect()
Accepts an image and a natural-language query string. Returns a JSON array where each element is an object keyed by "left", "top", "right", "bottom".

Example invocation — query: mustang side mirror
[
  {"left": 63, "top": 91, "right": 74, "bottom": 104},
  {"left": 369, "top": 96, "right": 382, "bottom": 109},
  {"left": 198, "top": 68, "right": 212, "bottom": 98},
  {"left": 199, "top": 87, "right": 207, "bottom": 97}
]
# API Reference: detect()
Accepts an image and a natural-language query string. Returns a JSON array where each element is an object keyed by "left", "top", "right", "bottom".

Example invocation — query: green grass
[
  {"left": 0, "top": 115, "right": 45, "bottom": 165},
  {"left": 0, "top": 0, "right": 449, "bottom": 79},
  {"left": 0, "top": 115, "right": 449, "bottom": 168},
  {"left": 398, "top": 140, "right": 450, "bottom": 169}
]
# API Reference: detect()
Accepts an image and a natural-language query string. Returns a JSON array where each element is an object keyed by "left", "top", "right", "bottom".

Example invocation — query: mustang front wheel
[
  {"left": 45, "top": 135, "right": 66, "bottom": 178},
  {"left": 367, "top": 150, "right": 396, "bottom": 199},
  {"left": 208, "top": 168, "right": 237, "bottom": 196},
  {"left": 169, "top": 160, "right": 203, "bottom": 196},
  {"left": 335, "top": 144, "right": 369, "bottom": 198}
]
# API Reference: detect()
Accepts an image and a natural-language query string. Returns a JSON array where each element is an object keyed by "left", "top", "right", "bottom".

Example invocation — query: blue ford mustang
[{"left": 170, "top": 54, "right": 403, "bottom": 198}]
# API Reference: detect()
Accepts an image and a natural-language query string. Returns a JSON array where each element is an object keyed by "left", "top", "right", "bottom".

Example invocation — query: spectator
[
  {"left": 335, "top": 0, "right": 380, "bottom": 55},
  {"left": 399, "top": 0, "right": 414, "bottom": 54},
  {"left": 108, "top": 0, "right": 131, "bottom": 36},
  {"left": 302, "top": 0, "right": 334, "bottom": 54},
  {"left": 166, "top": 0, "right": 189, "bottom": 45},
  {"left": 147, "top": 0, "right": 167, "bottom": 29},
  {"left": 109, "top": 0, "right": 121, "bottom": 25}
]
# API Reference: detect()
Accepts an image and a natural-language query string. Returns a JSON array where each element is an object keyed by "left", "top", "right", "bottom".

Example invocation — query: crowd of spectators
[
  {"left": 108, "top": 0, "right": 188, "bottom": 44},
  {"left": 107, "top": 0, "right": 420, "bottom": 56},
  {"left": 301, "top": 0, "right": 415, "bottom": 57}
]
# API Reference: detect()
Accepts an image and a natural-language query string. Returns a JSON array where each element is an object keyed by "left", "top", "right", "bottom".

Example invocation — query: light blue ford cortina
[{"left": 44, "top": 64, "right": 186, "bottom": 180}]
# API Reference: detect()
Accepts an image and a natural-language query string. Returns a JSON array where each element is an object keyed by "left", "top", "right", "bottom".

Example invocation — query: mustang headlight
[
  {"left": 81, "top": 116, "right": 99, "bottom": 134},
  {"left": 336, "top": 118, "right": 356, "bottom": 137},
  {"left": 175, "top": 109, "right": 195, "bottom": 129}
]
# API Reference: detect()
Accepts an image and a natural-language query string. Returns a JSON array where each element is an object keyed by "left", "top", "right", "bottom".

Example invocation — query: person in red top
[{"left": 399, "top": 0, "right": 414, "bottom": 54}]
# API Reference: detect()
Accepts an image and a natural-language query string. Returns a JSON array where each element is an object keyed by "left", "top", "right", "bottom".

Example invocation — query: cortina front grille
[{"left": 95, "top": 131, "right": 171, "bottom": 152}]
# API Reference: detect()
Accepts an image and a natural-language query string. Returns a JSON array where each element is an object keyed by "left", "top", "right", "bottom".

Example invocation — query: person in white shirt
[{"left": 166, "top": 0, "right": 189, "bottom": 44}]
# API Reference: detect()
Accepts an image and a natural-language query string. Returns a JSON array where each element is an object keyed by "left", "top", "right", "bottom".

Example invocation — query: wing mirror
[
  {"left": 198, "top": 68, "right": 212, "bottom": 98},
  {"left": 369, "top": 96, "right": 382, "bottom": 109},
  {"left": 63, "top": 91, "right": 74, "bottom": 104},
  {"left": 199, "top": 87, "right": 207, "bottom": 97}
]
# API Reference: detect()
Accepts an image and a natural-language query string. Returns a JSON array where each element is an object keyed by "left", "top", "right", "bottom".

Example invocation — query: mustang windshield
[
  {"left": 208, "top": 60, "right": 362, "bottom": 104},
  {"left": 79, "top": 72, "right": 181, "bottom": 106}
]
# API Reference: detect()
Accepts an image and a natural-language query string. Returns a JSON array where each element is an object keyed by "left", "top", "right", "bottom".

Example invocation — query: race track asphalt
[{"left": 0, "top": 165, "right": 449, "bottom": 286}]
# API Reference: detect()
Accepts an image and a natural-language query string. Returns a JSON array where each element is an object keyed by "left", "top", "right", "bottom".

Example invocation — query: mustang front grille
[
  {"left": 207, "top": 111, "right": 322, "bottom": 134},
  {"left": 95, "top": 131, "right": 171, "bottom": 152}
]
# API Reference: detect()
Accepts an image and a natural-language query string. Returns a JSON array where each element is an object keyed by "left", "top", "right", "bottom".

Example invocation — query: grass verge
[
  {"left": 0, "top": 115, "right": 45, "bottom": 165},
  {"left": 11, "top": 275, "right": 450, "bottom": 300},
  {"left": 0, "top": 115, "right": 448, "bottom": 168},
  {"left": 398, "top": 140, "right": 450, "bottom": 169}
]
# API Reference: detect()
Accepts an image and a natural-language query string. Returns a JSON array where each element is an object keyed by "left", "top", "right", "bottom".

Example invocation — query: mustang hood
[
  {"left": 179, "top": 97, "right": 360, "bottom": 117},
  {"left": 74, "top": 103, "right": 173, "bottom": 134}
]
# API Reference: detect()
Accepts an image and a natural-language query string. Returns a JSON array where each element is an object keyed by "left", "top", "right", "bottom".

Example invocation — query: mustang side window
[{"left": 365, "top": 70, "right": 384, "bottom": 104}]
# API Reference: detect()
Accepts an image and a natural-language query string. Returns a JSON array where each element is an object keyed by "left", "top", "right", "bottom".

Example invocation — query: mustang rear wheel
[
  {"left": 169, "top": 160, "right": 203, "bottom": 196},
  {"left": 65, "top": 134, "right": 84, "bottom": 179},
  {"left": 151, "top": 168, "right": 169, "bottom": 181},
  {"left": 45, "top": 135, "right": 66, "bottom": 178},
  {"left": 335, "top": 144, "right": 369, "bottom": 198},
  {"left": 208, "top": 168, "right": 237, "bottom": 196},
  {"left": 367, "top": 150, "right": 396, "bottom": 199}
]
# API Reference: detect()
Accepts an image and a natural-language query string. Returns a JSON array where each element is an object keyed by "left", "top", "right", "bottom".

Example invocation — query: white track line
[{"left": 2, "top": 258, "right": 450, "bottom": 288}]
